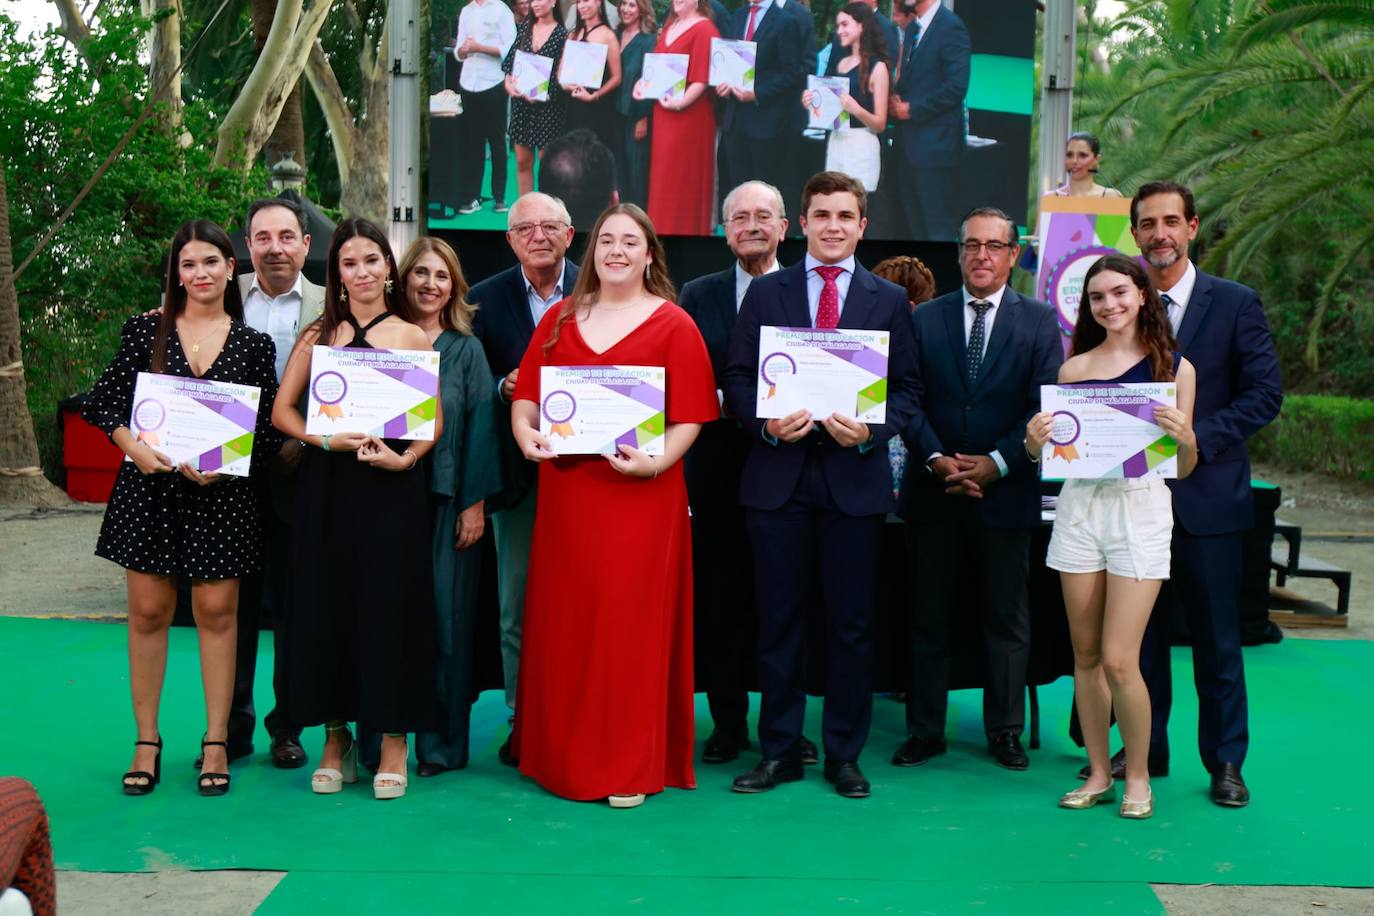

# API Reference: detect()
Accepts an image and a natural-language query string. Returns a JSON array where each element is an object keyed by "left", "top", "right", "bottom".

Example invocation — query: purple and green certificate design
[
  {"left": 1040, "top": 382, "right": 1179, "bottom": 480},
  {"left": 757, "top": 326, "right": 888, "bottom": 423},
  {"left": 305, "top": 346, "right": 440, "bottom": 441},
  {"left": 539, "top": 365, "right": 666, "bottom": 456},
  {"left": 128, "top": 372, "right": 263, "bottom": 476}
]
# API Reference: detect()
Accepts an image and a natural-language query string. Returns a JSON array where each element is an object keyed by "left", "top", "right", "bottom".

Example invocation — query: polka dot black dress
[
  {"left": 502, "top": 19, "right": 569, "bottom": 150},
  {"left": 82, "top": 314, "right": 281, "bottom": 579},
  {"left": 283, "top": 313, "right": 441, "bottom": 735}
]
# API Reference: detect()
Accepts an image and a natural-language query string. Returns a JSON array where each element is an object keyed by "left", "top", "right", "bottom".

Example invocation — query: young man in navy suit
[
  {"left": 723, "top": 171, "right": 921, "bottom": 798},
  {"left": 468, "top": 192, "right": 579, "bottom": 764},
  {"left": 889, "top": 0, "right": 970, "bottom": 241},
  {"left": 897, "top": 207, "right": 1063, "bottom": 772},
  {"left": 1121, "top": 181, "right": 1282, "bottom": 807}
]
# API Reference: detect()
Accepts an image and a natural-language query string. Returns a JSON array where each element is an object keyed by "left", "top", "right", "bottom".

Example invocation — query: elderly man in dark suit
[
  {"left": 896, "top": 206, "right": 1063, "bottom": 772},
  {"left": 723, "top": 171, "right": 922, "bottom": 799},
  {"left": 889, "top": 0, "right": 970, "bottom": 241},
  {"left": 469, "top": 191, "right": 579, "bottom": 764},
  {"left": 682, "top": 180, "right": 822, "bottom": 767},
  {"left": 1117, "top": 181, "right": 1281, "bottom": 807}
]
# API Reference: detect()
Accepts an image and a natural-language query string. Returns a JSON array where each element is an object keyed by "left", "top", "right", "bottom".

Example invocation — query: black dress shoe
[
  {"left": 892, "top": 735, "right": 947, "bottom": 767},
  {"left": 1077, "top": 747, "right": 1169, "bottom": 781},
  {"left": 192, "top": 742, "right": 252, "bottom": 769},
  {"left": 498, "top": 735, "right": 518, "bottom": 767},
  {"left": 823, "top": 760, "right": 870, "bottom": 798},
  {"left": 989, "top": 733, "right": 1029, "bottom": 770},
  {"left": 1210, "top": 763, "right": 1250, "bottom": 807},
  {"left": 702, "top": 726, "right": 750, "bottom": 764},
  {"left": 731, "top": 759, "right": 804, "bottom": 793},
  {"left": 417, "top": 761, "right": 449, "bottom": 778},
  {"left": 270, "top": 735, "right": 307, "bottom": 769},
  {"left": 799, "top": 736, "right": 819, "bottom": 766}
]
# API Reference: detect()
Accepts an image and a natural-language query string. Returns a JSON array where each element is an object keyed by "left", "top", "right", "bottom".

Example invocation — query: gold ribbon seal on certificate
[
  {"left": 549, "top": 421, "right": 574, "bottom": 438},
  {"left": 317, "top": 403, "right": 344, "bottom": 420},
  {"left": 1053, "top": 443, "right": 1079, "bottom": 461}
]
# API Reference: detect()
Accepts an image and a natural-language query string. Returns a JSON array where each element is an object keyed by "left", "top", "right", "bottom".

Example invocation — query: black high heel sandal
[
  {"left": 123, "top": 737, "right": 163, "bottom": 796},
  {"left": 199, "top": 737, "right": 232, "bottom": 797}
]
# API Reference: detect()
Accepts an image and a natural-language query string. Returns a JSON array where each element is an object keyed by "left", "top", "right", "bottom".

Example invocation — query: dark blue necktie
[{"left": 967, "top": 300, "right": 992, "bottom": 383}]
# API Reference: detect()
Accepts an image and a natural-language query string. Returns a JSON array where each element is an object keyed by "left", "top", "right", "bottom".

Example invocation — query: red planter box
[{"left": 63, "top": 407, "right": 123, "bottom": 502}]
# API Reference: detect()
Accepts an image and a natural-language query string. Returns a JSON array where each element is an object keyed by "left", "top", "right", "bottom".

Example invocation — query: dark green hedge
[{"left": 1249, "top": 395, "right": 1374, "bottom": 482}]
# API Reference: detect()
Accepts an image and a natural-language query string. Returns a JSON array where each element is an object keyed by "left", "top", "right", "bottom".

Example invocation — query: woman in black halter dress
[{"left": 271, "top": 219, "right": 442, "bottom": 801}]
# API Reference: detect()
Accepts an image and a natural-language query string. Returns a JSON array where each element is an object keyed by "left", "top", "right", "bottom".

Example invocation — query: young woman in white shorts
[{"left": 1026, "top": 254, "right": 1197, "bottom": 819}]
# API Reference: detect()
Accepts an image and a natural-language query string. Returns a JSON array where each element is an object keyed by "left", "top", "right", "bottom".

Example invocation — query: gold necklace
[{"left": 185, "top": 317, "right": 229, "bottom": 354}]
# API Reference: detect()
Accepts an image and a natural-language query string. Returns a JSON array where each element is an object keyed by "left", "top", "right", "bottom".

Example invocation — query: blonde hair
[{"left": 398, "top": 237, "right": 476, "bottom": 335}]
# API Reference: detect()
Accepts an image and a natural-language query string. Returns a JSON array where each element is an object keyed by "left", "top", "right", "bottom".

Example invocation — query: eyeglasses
[
  {"left": 961, "top": 240, "right": 1013, "bottom": 256},
  {"left": 727, "top": 211, "right": 777, "bottom": 227},
  {"left": 510, "top": 221, "right": 568, "bottom": 239}
]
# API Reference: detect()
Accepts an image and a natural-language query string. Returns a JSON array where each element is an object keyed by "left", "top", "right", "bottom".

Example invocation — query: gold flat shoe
[
  {"left": 1120, "top": 789, "right": 1154, "bottom": 819},
  {"left": 1059, "top": 781, "right": 1115, "bottom": 809}
]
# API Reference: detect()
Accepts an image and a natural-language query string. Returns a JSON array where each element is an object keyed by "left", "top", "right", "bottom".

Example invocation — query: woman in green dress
[
  {"left": 615, "top": 0, "right": 658, "bottom": 206},
  {"left": 362, "top": 237, "right": 504, "bottom": 776}
]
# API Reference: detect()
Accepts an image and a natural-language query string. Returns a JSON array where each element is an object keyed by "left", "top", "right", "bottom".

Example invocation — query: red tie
[
  {"left": 744, "top": 2, "right": 762, "bottom": 41},
  {"left": 814, "top": 265, "right": 843, "bottom": 329}
]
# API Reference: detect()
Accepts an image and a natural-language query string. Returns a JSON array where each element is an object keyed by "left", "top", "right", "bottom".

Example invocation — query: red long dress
[
  {"left": 646, "top": 18, "right": 720, "bottom": 236},
  {"left": 511, "top": 301, "right": 719, "bottom": 800}
]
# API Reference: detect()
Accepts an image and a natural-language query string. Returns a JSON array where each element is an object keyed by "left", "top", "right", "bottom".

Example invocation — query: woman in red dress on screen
[
  {"left": 509, "top": 203, "right": 717, "bottom": 807},
  {"left": 636, "top": 0, "right": 718, "bottom": 235}
]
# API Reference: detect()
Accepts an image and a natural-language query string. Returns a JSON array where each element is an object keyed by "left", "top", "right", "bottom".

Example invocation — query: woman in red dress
[
  {"left": 510, "top": 203, "right": 717, "bottom": 807},
  {"left": 636, "top": 0, "right": 718, "bottom": 235}
]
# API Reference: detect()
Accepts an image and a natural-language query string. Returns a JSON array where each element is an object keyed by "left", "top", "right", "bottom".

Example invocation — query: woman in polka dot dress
[{"left": 82, "top": 220, "right": 281, "bottom": 798}]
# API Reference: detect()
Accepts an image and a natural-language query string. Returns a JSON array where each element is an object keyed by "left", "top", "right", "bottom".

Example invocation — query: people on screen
[
  {"left": 503, "top": 0, "right": 570, "bottom": 196},
  {"left": 614, "top": 0, "right": 657, "bottom": 207},
  {"left": 537, "top": 128, "right": 619, "bottom": 227},
  {"left": 454, "top": 0, "right": 518, "bottom": 215},
  {"left": 809, "top": 3, "right": 889, "bottom": 193}
]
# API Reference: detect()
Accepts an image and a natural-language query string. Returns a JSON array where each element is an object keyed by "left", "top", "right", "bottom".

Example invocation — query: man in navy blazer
[
  {"left": 890, "top": 0, "right": 970, "bottom": 241},
  {"left": 1122, "top": 181, "right": 1282, "bottom": 807},
  {"left": 715, "top": 0, "right": 808, "bottom": 215},
  {"left": 680, "top": 180, "right": 795, "bottom": 766},
  {"left": 896, "top": 207, "right": 1063, "bottom": 772},
  {"left": 468, "top": 192, "right": 579, "bottom": 762},
  {"left": 723, "top": 171, "right": 922, "bottom": 798}
]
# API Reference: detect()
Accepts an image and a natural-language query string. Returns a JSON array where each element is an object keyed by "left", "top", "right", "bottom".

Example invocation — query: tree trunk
[
  {"left": 253, "top": 0, "right": 307, "bottom": 171},
  {"left": 141, "top": 0, "right": 183, "bottom": 134},
  {"left": 0, "top": 163, "right": 69, "bottom": 507},
  {"left": 339, "top": 26, "right": 391, "bottom": 224}
]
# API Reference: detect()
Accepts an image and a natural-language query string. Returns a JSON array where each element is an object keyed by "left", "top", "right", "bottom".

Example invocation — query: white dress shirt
[
  {"left": 1158, "top": 259, "right": 1198, "bottom": 336},
  {"left": 244, "top": 273, "right": 304, "bottom": 381},
  {"left": 523, "top": 261, "right": 567, "bottom": 327},
  {"left": 913, "top": 3, "right": 939, "bottom": 47},
  {"left": 803, "top": 253, "right": 856, "bottom": 326},
  {"left": 455, "top": 0, "right": 517, "bottom": 93},
  {"left": 962, "top": 283, "right": 1007, "bottom": 363},
  {"left": 734, "top": 258, "right": 780, "bottom": 311}
]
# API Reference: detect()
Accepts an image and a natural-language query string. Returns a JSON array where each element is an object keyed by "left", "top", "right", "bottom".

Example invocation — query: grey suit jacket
[{"left": 237, "top": 272, "right": 325, "bottom": 334}]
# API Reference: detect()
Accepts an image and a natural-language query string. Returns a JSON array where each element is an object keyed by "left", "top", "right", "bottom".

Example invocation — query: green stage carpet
[{"left": 2, "top": 616, "right": 1370, "bottom": 913}]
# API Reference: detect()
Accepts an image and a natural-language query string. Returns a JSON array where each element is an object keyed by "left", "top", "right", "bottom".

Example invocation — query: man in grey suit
[{"left": 227, "top": 197, "right": 324, "bottom": 768}]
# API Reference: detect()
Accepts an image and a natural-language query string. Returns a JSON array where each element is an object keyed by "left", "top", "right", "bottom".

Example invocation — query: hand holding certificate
[
  {"left": 512, "top": 50, "right": 553, "bottom": 101},
  {"left": 539, "top": 365, "right": 666, "bottom": 456},
  {"left": 306, "top": 346, "right": 440, "bottom": 441},
  {"left": 640, "top": 53, "right": 689, "bottom": 103},
  {"left": 1040, "top": 382, "right": 1180, "bottom": 479},
  {"left": 128, "top": 372, "right": 263, "bottom": 476},
  {"left": 709, "top": 38, "right": 756, "bottom": 92},
  {"left": 559, "top": 39, "right": 608, "bottom": 89},
  {"left": 806, "top": 75, "right": 849, "bottom": 131},
  {"left": 756, "top": 326, "right": 889, "bottom": 423}
]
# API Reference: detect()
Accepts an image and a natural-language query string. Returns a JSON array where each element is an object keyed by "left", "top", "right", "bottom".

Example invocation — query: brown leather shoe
[
  {"left": 270, "top": 734, "right": 307, "bottom": 769},
  {"left": 1210, "top": 763, "right": 1250, "bottom": 807}
]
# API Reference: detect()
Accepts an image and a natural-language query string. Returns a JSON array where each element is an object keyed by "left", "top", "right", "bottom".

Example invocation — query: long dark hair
[
  {"left": 154, "top": 220, "right": 243, "bottom": 372},
  {"left": 574, "top": 0, "right": 613, "bottom": 34},
  {"left": 313, "top": 218, "right": 416, "bottom": 347},
  {"left": 1072, "top": 254, "right": 1176, "bottom": 382},
  {"left": 544, "top": 203, "right": 675, "bottom": 352},
  {"left": 839, "top": 2, "right": 886, "bottom": 96}
]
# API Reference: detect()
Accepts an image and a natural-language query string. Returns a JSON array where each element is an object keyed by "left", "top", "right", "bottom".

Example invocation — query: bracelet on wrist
[
  {"left": 321, "top": 434, "right": 332, "bottom": 452},
  {"left": 403, "top": 448, "right": 418, "bottom": 470}
]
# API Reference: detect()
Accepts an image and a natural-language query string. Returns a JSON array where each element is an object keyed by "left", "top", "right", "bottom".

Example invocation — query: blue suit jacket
[
  {"left": 899, "top": 288, "right": 1063, "bottom": 529},
  {"left": 892, "top": 6, "right": 969, "bottom": 170},
  {"left": 720, "top": 1, "right": 809, "bottom": 139},
  {"left": 1168, "top": 269, "right": 1283, "bottom": 535},
  {"left": 680, "top": 266, "right": 749, "bottom": 514},
  {"left": 722, "top": 260, "right": 922, "bottom": 517},
  {"left": 468, "top": 260, "right": 579, "bottom": 509}
]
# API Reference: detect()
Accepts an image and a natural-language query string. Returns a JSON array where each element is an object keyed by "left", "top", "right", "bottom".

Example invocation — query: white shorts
[{"left": 1046, "top": 478, "right": 1174, "bottom": 581}]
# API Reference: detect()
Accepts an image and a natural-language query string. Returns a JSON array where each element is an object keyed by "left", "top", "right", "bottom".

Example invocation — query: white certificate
[
  {"left": 756, "top": 326, "right": 889, "bottom": 423},
  {"left": 641, "top": 52, "right": 689, "bottom": 103},
  {"left": 709, "top": 38, "right": 756, "bottom": 91},
  {"left": 806, "top": 75, "right": 849, "bottom": 131},
  {"left": 539, "top": 365, "right": 666, "bottom": 456},
  {"left": 128, "top": 372, "right": 262, "bottom": 476},
  {"left": 512, "top": 50, "right": 553, "bottom": 101},
  {"left": 306, "top": 346, "right": 440, "bottom": 441},
  {"left": 558, "top": 39, "right": 608, "bottom": 89},
  {"left": 1041, "top": 382, "right": 1179, "bottom": 480}
]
